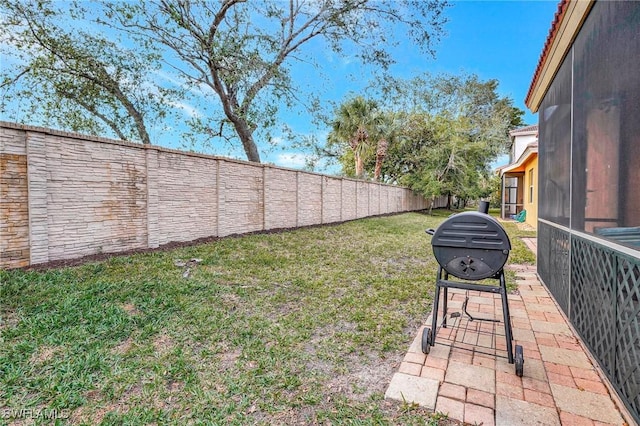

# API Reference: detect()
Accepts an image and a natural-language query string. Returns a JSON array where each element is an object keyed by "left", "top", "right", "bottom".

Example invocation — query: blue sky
[
  {"left": 267, "top": 0, "right": 560, "bottom": 170},
  {"left": 430, "top": 0, "right": 558, "bottom": 126},
  {"left": 1, "top": 1, "right": 560, "bottom": 171}
]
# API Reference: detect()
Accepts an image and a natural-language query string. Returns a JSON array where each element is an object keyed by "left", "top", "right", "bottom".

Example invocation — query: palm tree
[
  {"left": 375, "top": 139, "right": 388, "bottom": 181},
  {"left": 373, "top": 112, "right": 406, "bottom": 181},
  {"left": 328, "top": 97, "right": 379, "bottom": 178}
]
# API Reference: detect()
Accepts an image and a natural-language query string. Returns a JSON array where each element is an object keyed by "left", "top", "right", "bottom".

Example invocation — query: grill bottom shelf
[{"left": 422, "top": 267, "right": 524, "bottom": 376}]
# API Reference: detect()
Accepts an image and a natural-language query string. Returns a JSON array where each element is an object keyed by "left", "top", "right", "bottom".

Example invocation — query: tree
[
  {"left": 0, "top": 0, "right": 176, "bottom": 144},
  {"left": 327, "top": 96, "right": 379, "bottom": 178},
  {"left": 372, "top": 112, "right": 406, "bottom": 182},
  {"left": 374, "top": 139, "right": 388, "bottom": 182},
  {"left": 382, "top": 74, "right": 524, "bottom": 206},
  {"left": 326, "top": 73, "right": 524, "bottom": 204},
  {"left": 102, "top": 0, "right": 449, "bottom": 162}
]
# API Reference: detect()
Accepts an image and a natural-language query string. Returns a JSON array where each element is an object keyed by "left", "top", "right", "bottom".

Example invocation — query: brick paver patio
[{"left": 385, "top": 260, "right": 631, "bottom": 425}]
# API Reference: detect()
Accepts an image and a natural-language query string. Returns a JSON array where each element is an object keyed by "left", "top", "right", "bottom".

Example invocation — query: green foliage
[
  {"left": 103, "top": 0, "right": 449, "bottom": 162},
  {"left": 0, "top": 0, "right": 179, "bottom": 144},
  {"left": 487, "top": 174, "right": 504, "bottom": 208},
  {"left": 326, "top": 73, "right": 525, "bottom": 202},
  {"left": 327, "top": 96, "right": 380, "bottom": 177}
]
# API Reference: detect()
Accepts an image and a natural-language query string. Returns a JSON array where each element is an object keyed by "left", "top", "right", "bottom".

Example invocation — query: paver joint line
[{"left": 384, "top": 264, "right": 631, "bottom": 426}]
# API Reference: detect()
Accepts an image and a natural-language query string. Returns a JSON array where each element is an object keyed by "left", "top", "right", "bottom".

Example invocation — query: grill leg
[
  {"left": 443, "top": 286, "right": 449, "bottom": 328},
  {"left": 431, "top": 267, "right": 443, "bottom": 342},
  {"left": 500, "top": 271, "right": 514, "bottom": 340},
  {"left": 500, "top": 271, "right": 515, "bottom": 364},
  {"left": 442, "top": 270, "right": 449, "bottom": 328}
]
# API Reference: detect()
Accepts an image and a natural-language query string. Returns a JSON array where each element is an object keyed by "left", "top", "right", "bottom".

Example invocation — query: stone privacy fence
[{"left": 1, "top": 122, "right": 443, "bottom": 269}]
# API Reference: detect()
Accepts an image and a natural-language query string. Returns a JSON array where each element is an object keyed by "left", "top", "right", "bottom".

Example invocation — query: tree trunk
[
  {"left": 352, "top": 125, "right": 368, "bottom": 178},
  {"left": 374, "top": 139, "right": 388, "bottom": 181},
  {"left": 374, "top": 160, "right": 383, "bottom": 181},
  {"left": 232, "top": 118, "right": 261, "bottom": 162},
  {"left": 355, "top": 154, "right": 364, "bottom": 178}
]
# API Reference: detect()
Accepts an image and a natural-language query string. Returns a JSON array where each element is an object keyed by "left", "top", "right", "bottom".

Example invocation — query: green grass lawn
[{"left": 0, "top": 211, "right": 535, "bottom": 425}]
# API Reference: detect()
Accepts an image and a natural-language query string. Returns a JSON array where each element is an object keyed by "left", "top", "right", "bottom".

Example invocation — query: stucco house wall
[{"left": 522, "top": 155, "right": 538, "bottom": 229}]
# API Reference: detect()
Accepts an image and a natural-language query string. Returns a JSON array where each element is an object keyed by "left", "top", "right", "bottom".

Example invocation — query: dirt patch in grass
[
  {"left": 29, "top": 345, "right": 60, "bottom": 364},
  {"left": 325, "top": 351, "right": 404, "bottom": 400},
  {"left": 70, "top": 387, "right": 134, "bottom": 425},
  {"left": 0, "top": 309, "right": 19, "bottom": 331},
  {"left": 111, "top": 337, "right": 134, "bottom": 355},
  {"left": 219, "top": 348, "right": 242, "bottom": 369},
  {"left": 302, "top": 322, "right": 396, "bottom": 402},
  {"left": 121, "top": 303, "right": 140, "bottom": 316},
  {"left": 153, "top": 331, "right": 175, "bottom": 356}
]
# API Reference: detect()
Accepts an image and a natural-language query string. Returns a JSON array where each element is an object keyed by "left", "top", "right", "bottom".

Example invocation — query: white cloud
[
  {"left": 152, "top": 69, "right": 211, "bottom": 99},
  {"left": 275, "top": 153, "right": 309, "bottom": 168},
  {"left": 322, "top": 49, "right": 356, "bottom": 68},
  {"left": 152, "top": 69, "right": 183, "bottom": 87},
  {"left": 270, "top": 136, "right": 285, "bottom": 146},
  {"left": 167, "top": 100, "right": 202, "bottom": 118}
]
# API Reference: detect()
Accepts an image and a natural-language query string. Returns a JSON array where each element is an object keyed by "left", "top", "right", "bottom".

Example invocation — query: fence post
[{"left": 145, "top": 147, "right": 159, "bottom": 248}]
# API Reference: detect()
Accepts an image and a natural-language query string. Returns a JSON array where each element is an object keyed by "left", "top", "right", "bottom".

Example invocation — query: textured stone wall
[
  {"left": 297, "top": 173, "right": 322, "bottom": 227},
  {"left": 42, "top": 134, "right": 148, "bottom": 262},
  {"left": 356, "top": 181, "right": 369, "bottom": 218},
  {"left": 0, "top": 122, "right": 437, "bottom": 269},
  {"left": 264, "top": 167, "right": 297, "bottom": 230},
  {"left": 321, "top": 176, "right": 342, "bottom": 224},
  {"left": 341, "top": 179, "right": 357, "bottom": 221},
  {"left": 218, "top": 160, "right": 265, "bottom": 237},
  {"left": 155, "top": 150, "right": 217, "bottom": 245},
  {"left": 0, "top": 127, "right": 29, "bottom": 267},
  {"left": 369, "top": 184, "right": 380, "bottom": 217}
]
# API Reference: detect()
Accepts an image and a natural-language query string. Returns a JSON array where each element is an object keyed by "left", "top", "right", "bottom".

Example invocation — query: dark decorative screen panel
[
  {"left": 615, "top": 257, "right": 640, "bottom": 419},
  {"left": 538, "top": 222, "right": 571, "bottom": 315},
  {"left": 541, "top": 227, "right": 640, "bottom": 423},
  {"left": 565, "top": 235, "right": 640, "bottom": 422},
  {"left": 537, "top": 221, "right": 550, "bottom": 286},
  {"left": 570, "top": 236, "right": 617, "bottom": 376}
]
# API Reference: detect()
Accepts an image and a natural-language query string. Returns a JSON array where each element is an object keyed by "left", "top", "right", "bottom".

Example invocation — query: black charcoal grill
[{"left": 423, "top": 210, "right": 524, "bottom": 376}]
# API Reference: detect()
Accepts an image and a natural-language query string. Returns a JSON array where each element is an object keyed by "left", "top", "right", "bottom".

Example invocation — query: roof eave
[
  {"left": 499, "top": 145, "right": 539, "bottom": 176},
  {"left": 525, "top": 0, "right": 595, "bottom": 113}
]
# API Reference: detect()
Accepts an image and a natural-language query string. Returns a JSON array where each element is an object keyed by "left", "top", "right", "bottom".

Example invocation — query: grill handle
[{"left": 425, "top": 228, "right": 435, "bottom": 236}]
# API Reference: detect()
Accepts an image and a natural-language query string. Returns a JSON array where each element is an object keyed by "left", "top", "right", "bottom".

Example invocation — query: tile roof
[
  {"left": 509, "top": 124, "right": 538, "bottom": 137},
  {"left": 524, "top": 0, "right": 570, "bottom": 108}
]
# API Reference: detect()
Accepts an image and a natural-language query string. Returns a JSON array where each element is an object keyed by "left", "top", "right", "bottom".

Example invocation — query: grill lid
[
  {"left": 431, "top": 211, "right": 511, "bottom": 251},
  {"left": 430, "top": 212, "right": 511, "bottom": 280}
]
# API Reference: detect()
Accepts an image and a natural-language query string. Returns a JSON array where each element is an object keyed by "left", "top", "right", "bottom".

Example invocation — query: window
[{"left": 528, "top": 168, "right": 534, "bottom": 204}]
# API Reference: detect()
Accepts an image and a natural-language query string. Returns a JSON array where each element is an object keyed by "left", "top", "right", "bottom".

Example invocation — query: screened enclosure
[
  {"left": 540, "top": 1, "right": 640, "bottom": 244},
  {"left": 537, "top": 2, "right": 640, "bottom": 422}
]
